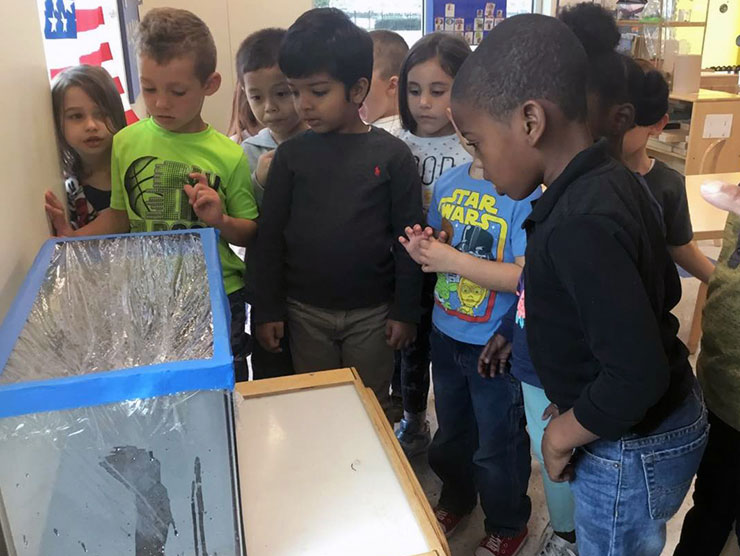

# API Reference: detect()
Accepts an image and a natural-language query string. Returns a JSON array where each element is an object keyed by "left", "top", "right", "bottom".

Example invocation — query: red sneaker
[
  {"left": 474, "top": 527, "right": 528, "bottom": 556},
  {"left": 434, "top": 506, "right": 467, "bottom": 538}
]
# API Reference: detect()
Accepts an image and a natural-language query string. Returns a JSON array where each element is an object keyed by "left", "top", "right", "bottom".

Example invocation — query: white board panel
[{"left": 236, "top": 383, "right": 432, "bottom": 556}]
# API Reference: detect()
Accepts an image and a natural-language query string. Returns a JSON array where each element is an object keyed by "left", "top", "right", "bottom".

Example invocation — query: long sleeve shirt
[
  {"left": 523, "top": 141, "right": 693, "bottom": 440},
  {"left": 254, "top": 128, "right": 424, "bottom": 324}
]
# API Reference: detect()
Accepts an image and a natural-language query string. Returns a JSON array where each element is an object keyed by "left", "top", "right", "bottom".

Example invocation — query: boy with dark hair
[
  {"left": 236, "top": 28, "right": 307, "bottom": 206},
  {"left": 359, "top": 30, "right": 409, "bottom": 135},
  {"left": 254, "top": 8, "right": 423, "bottom": 413},
  {"left": 451, "top": 14, "right": 708, "bottom": 556},
  {"left": 235, "top": 28, "right": 307, "bottom": 379},
  {"left": 57, "top": 7, "right": 258, "bottom": 381}
]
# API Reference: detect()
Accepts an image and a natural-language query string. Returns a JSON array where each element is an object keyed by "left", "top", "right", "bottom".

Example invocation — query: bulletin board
[{"left": 424, "top": 0, "right": 508, "bottom": 45}]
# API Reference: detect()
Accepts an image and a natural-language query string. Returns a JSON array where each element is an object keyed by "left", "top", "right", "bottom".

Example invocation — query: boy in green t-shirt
[{"left": 47, "top": 8, "right": 258, "bottom": 380}]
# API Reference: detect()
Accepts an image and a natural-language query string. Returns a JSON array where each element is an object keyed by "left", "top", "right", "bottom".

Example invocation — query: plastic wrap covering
[
  {"left": 0, "top": 390, "right": 241, "bottom": 555},
  {"left": 1, "top": 234, "right": 213, "bottom": 384}
]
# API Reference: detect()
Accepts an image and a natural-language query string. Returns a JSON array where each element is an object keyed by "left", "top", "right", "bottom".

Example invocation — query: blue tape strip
[{"left": 0, "top": 229, "right": 234, "bottom": 418}]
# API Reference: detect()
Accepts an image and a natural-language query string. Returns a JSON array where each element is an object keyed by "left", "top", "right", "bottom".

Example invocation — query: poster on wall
[
  {"left": 38, "top": 0, "right": 138, "bottom": 124},
  {"left": 425, "top": 0, "right": 508, "bottom": 43}
]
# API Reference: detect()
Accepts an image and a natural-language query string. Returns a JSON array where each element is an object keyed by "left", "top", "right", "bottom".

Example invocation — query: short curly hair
[{"left": 136, "top": 8, "right": 216, "bottom": 83}]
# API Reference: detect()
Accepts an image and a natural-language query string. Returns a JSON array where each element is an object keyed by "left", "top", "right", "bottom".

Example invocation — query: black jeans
[
  {"left": 675, "top": 409, "right": 740, "bottom": 555},
  {"left": 228, "top": 289, "right": 249, "bottom": 383},
  {"left": 391, "top": 274, "right": 434, "bottom": 414}
]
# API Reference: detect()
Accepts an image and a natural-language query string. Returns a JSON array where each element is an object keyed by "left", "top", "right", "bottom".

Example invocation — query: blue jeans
[
  {"left": 571, "top": 381, "right": 708, "bottom": 556},
  {"left": 429, "top": 327, "right": 531, "bottom": 536}
]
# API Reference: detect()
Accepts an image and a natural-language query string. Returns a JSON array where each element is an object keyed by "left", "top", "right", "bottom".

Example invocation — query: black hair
[
  {"left": 236, "top": 28, "right": 286, "bottom": 81},
  {"left": 398, "top": 32, "right": 471, "bottom": 133},
  {"left": 369, "top": 30, "right": 409, "bottom": 80},
  {"left": 630, "top": 58, "right": 670, "bottom": 126},
  {"left": 279, "top": 8, "right": 373, "bottom": 98},
  {"left": 451, "top": 14, "right": 588, "bottom": 122},
  {"left": 559, "top": 4, "right": 669, "bottom": 126}
]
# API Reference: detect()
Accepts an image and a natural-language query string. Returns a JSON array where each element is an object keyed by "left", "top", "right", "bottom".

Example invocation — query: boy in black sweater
[
  {"left": 254, "top": 8, "right": 423, "bottom": 413},
  {"left": 450, "top": 15, "right": 708, "bottom": 556}
]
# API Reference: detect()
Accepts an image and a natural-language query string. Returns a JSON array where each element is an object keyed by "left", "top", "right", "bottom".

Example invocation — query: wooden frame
[{"left": 235, "top": 369, "right": 450, "bottom": 556}]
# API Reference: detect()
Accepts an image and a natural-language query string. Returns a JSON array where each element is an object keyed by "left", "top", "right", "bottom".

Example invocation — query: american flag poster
[{"left": 38, "top": 0, "right": 139, "bottom": 124}]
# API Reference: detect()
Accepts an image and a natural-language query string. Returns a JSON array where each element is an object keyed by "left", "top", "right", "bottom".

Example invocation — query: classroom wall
[
  {"left": 0, "top": 2, "right": 61, "bottom": 321},
  {"left": 139, "top": 0, "right": 312, "bottom": 133}
]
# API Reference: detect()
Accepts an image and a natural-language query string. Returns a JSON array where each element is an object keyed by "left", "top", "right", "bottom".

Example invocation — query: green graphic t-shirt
[{"left": 110, "top": 118, "right": 258, "bottom": 294}]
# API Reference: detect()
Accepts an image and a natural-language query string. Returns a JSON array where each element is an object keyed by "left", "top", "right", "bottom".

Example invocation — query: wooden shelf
[
  {"left": 670, "top": 89, "right": 740, "bottom": 103},
  {"left": 647, "top": 139, "right": 687, "bottom": 160},
  {"left": 616, "top": 20, "right": 706, "bottom": 27}
]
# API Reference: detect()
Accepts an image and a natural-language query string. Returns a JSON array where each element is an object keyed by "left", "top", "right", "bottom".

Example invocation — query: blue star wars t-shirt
[{"left": 427, "top": 163, "right": 541, "bottom": 345}]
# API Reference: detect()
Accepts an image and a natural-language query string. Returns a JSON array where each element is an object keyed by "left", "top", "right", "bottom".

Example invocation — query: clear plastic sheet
[
  {"left": 0, "top": 390, "right": 241, "bottom": 555},
  {"left": 1, "top": 234, "right": 214, "bottom": 384}
]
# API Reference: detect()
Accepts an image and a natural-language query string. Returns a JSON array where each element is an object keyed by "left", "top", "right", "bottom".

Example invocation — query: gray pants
[{"left": 286, "top": 298, "right": 393, "bottom": 413}]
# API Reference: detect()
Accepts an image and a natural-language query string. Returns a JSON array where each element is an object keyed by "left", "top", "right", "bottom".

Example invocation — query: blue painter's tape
[{"left": 0, "top": 228, "right": 234, "bottom": 418}]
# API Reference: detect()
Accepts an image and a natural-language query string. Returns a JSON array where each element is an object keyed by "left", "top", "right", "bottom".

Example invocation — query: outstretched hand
[{"left": 399, "top": 224, "right": 457, "bottom": 272}]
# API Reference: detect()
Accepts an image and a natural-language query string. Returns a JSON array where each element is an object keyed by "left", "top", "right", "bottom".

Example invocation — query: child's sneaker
[
  {"left": 434, "top": 506, "right": 467, "bottom": 538},
  {"left": 537, "top": 525, "right": 578, "bottom": 556},
  {"left": 396, "top": 417, "right": 431, "bottom": 457},
  {"left": 474, "top": 527, "right": 528, "bottom": 556}
]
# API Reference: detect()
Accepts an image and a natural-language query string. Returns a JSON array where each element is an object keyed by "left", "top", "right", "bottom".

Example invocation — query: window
[{"left": 315, "top": 0, "right": 424, "bottom": 46}]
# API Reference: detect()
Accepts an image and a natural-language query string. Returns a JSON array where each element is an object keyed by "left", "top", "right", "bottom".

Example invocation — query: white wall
[
  {"left": 139, "top": 0, "right": 312, "bottom": 133},
  {"left": 0, "top": 2, "right": 61, "bottom": 320}
]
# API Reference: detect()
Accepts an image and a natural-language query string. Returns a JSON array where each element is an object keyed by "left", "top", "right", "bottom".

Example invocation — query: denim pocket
[{"left": 641, "top": 426, "right": 709, "bottom": 520}]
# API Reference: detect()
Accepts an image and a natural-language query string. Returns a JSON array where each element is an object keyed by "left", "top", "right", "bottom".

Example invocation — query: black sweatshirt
[
  {"left": 254, "top": 128, "right": 424, "bottom": 324},
  {"left": 523, "top": 141, "right": 693, "bottom": 440}
]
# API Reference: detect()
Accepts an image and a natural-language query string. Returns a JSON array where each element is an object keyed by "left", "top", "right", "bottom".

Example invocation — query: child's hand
[
  {"left": 385, "top": 319, "right": 416, "bottom": 350},
  {"left": 399, "top": 224, "right": 435, "bottom": 264},
  {"left": 184, "top": 173, "right": 224, "bottom": 227},
  {"left": 478, "top": 333, "right": 511, "bottom": 378},
  {"left": 255, "top": 150, "right": 275, "bottom": 186},
  {"left": 416, "top": 238, "right": 461, "bottom": 274},
  {"left": 256, "top": 321, "right": 285, "bottom": 353},
  {"left": 44, "top": 190, "right": 74, "bottom": 237},
  {"left": 542, "top": 417, "right": 575, "bottom": 483}
]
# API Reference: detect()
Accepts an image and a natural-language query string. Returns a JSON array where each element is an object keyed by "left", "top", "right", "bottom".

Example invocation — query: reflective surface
[{"left": 2, "top": 234, "right": 213, "bottom": 384}]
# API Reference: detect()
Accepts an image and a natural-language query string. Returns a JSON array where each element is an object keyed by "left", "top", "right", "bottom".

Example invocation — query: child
[
  {"left": 394, "top": 32, "right": 473, "bottom": 455},
  {"left": 46, "top": 8, "right": 258, "bottom": 382},
  {"left": 237, "top": 28, "right": 307, "bottom": 207},
  {"left": 236, "top": 27, "right": 307, "bottom": 379},
  {"left": 44, "top": 65, "right": 127, "bottom": 232},
  {"left": 621, "top": 61, "right": 715, "bottom": 284},
  {"left": 359, "top": 30, "right": 408, "bottom": 135},
  {"left": 226, "top": 80, "right": 262, "bottom": 143},
  {"left": 674, "top": 182, "right": 740, "bottom": 555},
  {"left": 451, "top": 14, "right": 708, "bottom": 556},
  {"left": 254, "top": 8, "right": 423, "bottom": 415},
  {"left": 400, "top": 122, "right": 539, "bottom": 555}
]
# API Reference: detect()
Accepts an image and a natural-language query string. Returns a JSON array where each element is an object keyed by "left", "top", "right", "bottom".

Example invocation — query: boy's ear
[
  {"left": 520, "top": 100, "right": 546, "bottom": 146},
  {"left": 203, "top": 72, "right": 222, "bottom": 96},
  {"left": 350, "top": 77, "right": 370, "bottom": 105},
  {"left": 387, "top": 76, "right": 399, "bottom": 96}
]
